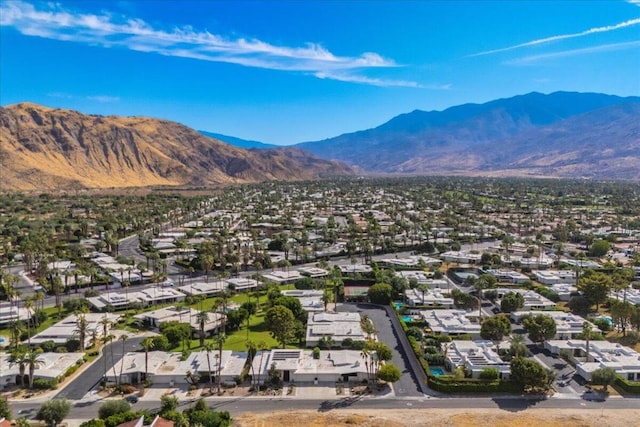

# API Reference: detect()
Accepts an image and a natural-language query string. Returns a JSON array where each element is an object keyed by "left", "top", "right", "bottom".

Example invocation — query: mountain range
[
  {"left": 295, "top": 92, "right": 640, "bottom": 179},
  {"left": 1, "top": 91, "right": 639, "bottom": 191},
  {"left": 0, "top": 103, "right": 352, "bottom": 191}
]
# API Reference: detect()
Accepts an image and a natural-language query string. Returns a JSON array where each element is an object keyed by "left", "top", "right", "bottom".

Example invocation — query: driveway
[
  {"left": 337, "top": 303, "right": 424, "bottom": 397},
  {"left": 55, "top": 336, "right": 146, "bottom": 400}
]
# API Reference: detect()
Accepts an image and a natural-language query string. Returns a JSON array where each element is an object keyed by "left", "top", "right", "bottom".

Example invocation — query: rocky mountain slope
[
  {"left": 0, "top": 103, "right": 352, "bottom": 190},
  {"left": 296, "top": 92, "right": 640, "bottom": 179}
]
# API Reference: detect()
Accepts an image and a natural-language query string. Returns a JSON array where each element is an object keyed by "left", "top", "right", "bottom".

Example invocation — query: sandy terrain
[{"left": 233, "top": 408, "right": 640, "bottom": 427}]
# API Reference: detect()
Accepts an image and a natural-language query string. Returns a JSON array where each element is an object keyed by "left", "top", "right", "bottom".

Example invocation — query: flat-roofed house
[{"left": 305, "top": 312, "right": 365, "bottom": 347}]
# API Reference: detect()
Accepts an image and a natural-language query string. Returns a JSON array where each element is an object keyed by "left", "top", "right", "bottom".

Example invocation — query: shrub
[
  {"left": 65, "top": 338, "right": 81, "bottom": 352},
  {"left": 98, "top": 400, "right": 131, "bottom": 419},
  {"left": 40, "top": 340, "right": 57, "bottom": 352},
  {"left": 32, "top": 378, "right": 58, "bottom": 390},
  {"left": 478, "top": 368, "right": 500, "bottom": 380},
  {"left": 592, "top": 318, "right": 612, "bottom": 332},
  {"left": 312, "top": 347, "right": 320, "bottom": 359}
]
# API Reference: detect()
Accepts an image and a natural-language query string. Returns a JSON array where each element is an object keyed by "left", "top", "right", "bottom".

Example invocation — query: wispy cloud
[
  {"left": 48, "top": 92, "right": 120, "bottom": 103},
  {"left": 0, "top": 0, "right": 423, "bottom": 87},
  {"left": 506, "top": 40, "right": 640, "bottom": 65},
  {"left": 471, "top": 17, "right": 640, "bottom": 57},
  {"left": 628, "top": 0, "right": 640, "bottom": 7}
]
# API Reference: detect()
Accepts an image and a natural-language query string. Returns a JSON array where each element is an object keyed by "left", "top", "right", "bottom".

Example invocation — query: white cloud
[
  {"left": 506, "top": 40, "right": 640, "bottom": 65},
  {"left": 47, "top": 92, "right": 120, "bottom": 102},
  {"left": 0, "top": 0, "right": 428, "bottom": 88},
  {"left": 471, "top": 17, "right": 640, "bottom": 57},
  {"left": 628, "top": 0, "right": 640, "bottom": 7}
]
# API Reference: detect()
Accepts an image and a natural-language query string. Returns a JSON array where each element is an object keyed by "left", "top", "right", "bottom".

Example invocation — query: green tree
[
  {"left": 510, "top": 357, "right": 549, "bottom": 392},
  {"left": 140, "top": 337, "right": 155, "bottom": 381},
  {"left": 578, "top": 271, "right": 612, "bottom": 310},
  {"left": 479, "top": 368, "right": 499, "bottom": 380},
  {"left": 377, "top": 363, "right": 401, "bottom": 383},
  {"left": 79, "top": 420, "right": 106, "bottom": 427},
  {"left": 265, "top": 305, "right": 295, "bottom": 349},
  {"left": 0, "top": 395, "right": 12, "bottom": 420},
  {"left": 160, "top": 393, "right": 179, "bottom": 414},
  {"left": 510, "top": 334, "right": 527, "bottom": 358},
  {"left": 98, "top": 400, "right": 131, "bottom": 419},
  {"left": 500, "top": 292, "right": 524, "bottom": 313},
  {"left": 591, "top": 367, "right": 617, "bottom": 392},
  {"left": 368, "top": 283, "right": 393, "bottom": 304},
  {"left": 480, "top": 314, "right": 511, "bottom": 341},
  {"left": 24, "top": 348, "right": 45, "bottom": 389},
  {"left": 36, "top": 398, "right": 71, "bottom": 427},
  {"left": 522, "top": 314, "right": 557, "bottom": 344},
  {"left": 589, "top": 240, "right": 611, "bottom": 257}
]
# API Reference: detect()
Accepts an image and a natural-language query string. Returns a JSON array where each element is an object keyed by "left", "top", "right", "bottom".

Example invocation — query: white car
[{"left": 159, "top": 281, "right": 174, "bottom": 287}]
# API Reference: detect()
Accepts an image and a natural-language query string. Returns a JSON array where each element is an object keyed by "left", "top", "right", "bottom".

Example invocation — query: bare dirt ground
[{"left": 233, "top": 408, "right": 640, "bottom": 427}]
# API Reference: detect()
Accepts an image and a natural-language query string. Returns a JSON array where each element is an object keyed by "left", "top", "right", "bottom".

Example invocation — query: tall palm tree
[
  {"left": 583, "top": 322, "right": 593, "bottom": 362},
  {"left": 118, "top": 334, "right": 128, "bottom": 386},
  {"left": 510, "top": 334, "right": 527, "bottom": 358},
  {"left": 245, "top": 340, "right": 256, "bottom": 388},
  {"left": 9, "top": 347, "right": 27, "bottom": 387},
  {"left": 204, "top": 341, "right": 216, "bottom": 392},
  {"left": 74, "top": 313, "right": 89, "bottom": 352},
  {"left": 9, "top": 320, "right": 24, "bottom": 349},
  {"left": 213, "top": 333, "right": 227, "bottom": 394},
  {"left": 99, "top": 316, "right": 111, "bottom": 340},
  {"left": 24, "top": 349, "right": 44, "bottom": 389},
  {"left": 141, "top": 337, "right": 154, "bottom": 382},
  {"left": 196, "top": 311, "right": 209, "bottom": 347}
]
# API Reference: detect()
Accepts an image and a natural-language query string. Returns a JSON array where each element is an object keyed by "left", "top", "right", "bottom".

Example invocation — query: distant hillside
[
  {"left": 296, "top": 92, "right": 640, "bottom": 179},
  {"left": 199, "top": 131, "right": 277, "bottom": 149},
  {"left": 0, "top": 103, "right": 353, "bottom": 191}
]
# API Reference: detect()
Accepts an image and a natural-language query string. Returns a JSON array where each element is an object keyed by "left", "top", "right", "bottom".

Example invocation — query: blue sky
[{"left": 1, "top": 1, "right": 639, "bottom": 145}]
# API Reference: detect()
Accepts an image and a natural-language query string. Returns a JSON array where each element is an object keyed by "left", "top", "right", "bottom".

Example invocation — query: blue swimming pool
[
  {"left": 430, "top": 367, "right": 446, "bottom": 376},
  {"left": 401, "top": 315, "right": 413, "bottom": 323},
  {"left": 394, "top": 302, "right": 404, "bottom": 310}
]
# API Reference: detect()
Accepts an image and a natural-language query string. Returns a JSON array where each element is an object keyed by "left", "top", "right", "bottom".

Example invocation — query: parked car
[
  {"left": 124, "top": 395, "right": 139, "bottom": 403},
  {"left": 159, "top": 280, "right": 174, "bottom": 287}
]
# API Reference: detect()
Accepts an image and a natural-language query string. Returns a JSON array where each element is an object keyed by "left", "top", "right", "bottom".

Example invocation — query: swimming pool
[
  {"left": 430, "top": 367, "right": 446, "bottom": 376},
  {"left": 401, "top": 315, "right": 413, "bottom": 323},
  {"left": 394, "top": 302, "right": 404, "bottom": 311}
]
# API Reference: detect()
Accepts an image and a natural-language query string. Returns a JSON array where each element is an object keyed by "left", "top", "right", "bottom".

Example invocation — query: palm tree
[
  {"left": 583, "top": 322, "right": 593, "bottom": 362},
  {"left": 510, "top": 334, "right": 527, "bottom": 358},
  {"left": 118, "top": 335, "right": 128, "bottom": 385},
  {"left": 9, "top": 347, "right": 27, "bottom": 387},
  {"left": 213, "top": 333, "right": 227, "bottom": 394},
  {"left": 255, "top": 340, "right": 267, "bottom": 389},
  {"left": 73, "top": 313, "right": 89, "bottom": 352},
  {"left": 196, "top": 311, "right": 209, "bottom": 347},
  {"left": 204, "top": 341, "right": 216, "bottom": 392},
  {"left": 99, "top": 316, "right": 111, "bottom": 340},
  {"left": 245, "top": 340, "right": 256, "bottom": 388},
  {"left": 360, "top": 347, "right": 372, "bottom": 383},
  {"left": 140, "top": 337, "right": 155, "bottom": 382},
  {"left": 24, "top": 349, "right": 44, "bottom": 389},
  {"left": 9, "top": 320, "right": 24, "bottom": 349}
]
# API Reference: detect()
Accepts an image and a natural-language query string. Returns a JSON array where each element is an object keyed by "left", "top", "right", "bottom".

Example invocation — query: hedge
[
  {"left": 615, "top": 376, "right": 640, "bottom": 394},
  {"left": 427, "top": 376, "right": 521, "bottom": 393}
]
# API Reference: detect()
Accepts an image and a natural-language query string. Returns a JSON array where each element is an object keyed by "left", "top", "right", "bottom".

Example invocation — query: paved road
[
  {"left": 10, "top": 394, "right": 639, "bottom": 420},
  {"left": 337, "top": 303, "right": 423, "bottom": 397},
  {"left": 55, "top": 336, "right": 146, "bottom": 400}
]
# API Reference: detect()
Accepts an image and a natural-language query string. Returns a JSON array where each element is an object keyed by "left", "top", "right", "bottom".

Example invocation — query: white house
[
  {"left": 250, "top": 349, "right": 368, "bottom": 384},
  {"left": 134, "top": 306, "right": 225, "bottom": 338},
  {"left": 492, "top": 288, "right": 556, "bottom": 310},
  {"left": 305, "top": 312, "right": 366, "bottom": 347},
  {"left": 88, "top": 286, "right": 185, "bottom": 311},
  {"left": 108, "top": 350, "right": 247, "bottom": 385},
  {"left": 0, "top": 352, "right": 82, "bottom": 387},
  {"left": 420, "top": 309, "right": 481, "bottom": 339},
  {"left": 483, "top": 269, "right": 530, "bottom": 284},
  {"left": 281, "top": 289, "right": 325, "bottom": 312},
  {"left": 445, "top": 340, "right": 511, "bottom": 379},
  {"left": 404, "top": 288, "right": 454, "bottom": 308},
  {"left": 532, "top": 270, "right": 577, "bottom": 285},
  {"left": 30, "top": 312, "right": 121, "bottom": 347},
  {"left": 440, "top": 251, "right": 482, "bottom": 264},
  {"left": 511, "top": 311, "right": 595, "bottom": 340},
  {"left": 544, "top": 340, "right": 640, "bottom": 382}
]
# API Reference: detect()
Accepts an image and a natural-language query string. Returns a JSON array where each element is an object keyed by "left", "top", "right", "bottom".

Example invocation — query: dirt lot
[{"left": 233, "top": 408, "right": 640, "bottom": 427}]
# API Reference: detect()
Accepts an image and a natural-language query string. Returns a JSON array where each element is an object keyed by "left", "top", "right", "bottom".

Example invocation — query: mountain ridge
[
  {"left": 0, "top": 103, "right": 353, "bottom": 191},
  {"left": 294, "top": 91, "right": 640, "bottom": 179}
]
